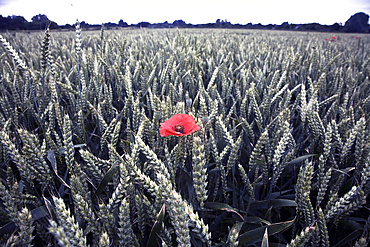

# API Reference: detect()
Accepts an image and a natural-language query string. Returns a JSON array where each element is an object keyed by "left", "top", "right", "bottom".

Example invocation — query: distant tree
[
  {"left": 330, "top": 23, "right": 342, "bottom": 31},
  {"left": 11, "top": 16, "right": 27, "bottom": 25},
  {"left": 118, "top": 19, "right": 128, "bottom": 27},
  {"left": 215, "top": 19, "right": 222, "bottom": 27},
  {"left": 255, "top": 23, "right": 263, "bottom": 29},
  {"left": 136, "top": 22, "right": 150, "bottom": 28},
  {"left": 0, "top": 15, "right": 6, "bottom": 29},
  {"left": 104, "top": 22, "right": 112, "bottom": 27},
  {"left": 64, "top": 24, "right": 73, "bottom": 29},
  {"left": 173, "top": 20, "right": 186, "bottom": 27},
  {"left": 297, "top": 23, "right": 323, "bottom": 31},
  {"left": 31, "top": 14, "right": 49, "bottom": 22},
  {"left": 30, "top": 14, "right": 58, "bottom": 29},
  {"left": 80, "top": 21, "right": 87, "bottom": 27},
  {"left": 344, "top": 12, "right": 369, "bottom": 33},
  {"left": 11, "top": 15, "right": 27, "bottom": 29},
  {"left": 281, "top": 22, "right": 290, "bottom": 30},
  {"left": 0, "top": 15, "right": 28, "bottom": 30}
]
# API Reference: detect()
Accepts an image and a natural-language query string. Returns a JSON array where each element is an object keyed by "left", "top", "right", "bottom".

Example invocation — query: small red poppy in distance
[{"left": 160, "top": 114, "right": 200, "bottom": 137}]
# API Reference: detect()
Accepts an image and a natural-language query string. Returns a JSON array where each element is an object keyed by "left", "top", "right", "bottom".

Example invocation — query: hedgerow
[{"left": 0, "top": 25, "right": 369, "bottom": 246}]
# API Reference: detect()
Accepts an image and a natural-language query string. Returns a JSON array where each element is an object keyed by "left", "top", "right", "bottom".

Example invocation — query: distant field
[{"left": 0, "top": 27, "right": 369, "bottom": 246}]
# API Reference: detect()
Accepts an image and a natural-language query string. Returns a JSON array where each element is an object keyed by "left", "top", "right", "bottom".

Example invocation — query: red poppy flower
[{"left": 160, "top": 114, "right": 200, "bottom": 137}]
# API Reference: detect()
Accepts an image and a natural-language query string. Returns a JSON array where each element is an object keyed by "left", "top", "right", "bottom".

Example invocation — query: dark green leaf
[
  {"left": 147, "top": 204, "right": 165, "bottom": 247},
  {"left": 0, "top": 222, "right": 14, "bottom": 234},
  {"left": 244, "top": 216, "right": 271, "bottom": 225},
  {"left": 286, "top": 154, "right": 318, "bottom": 166},
  {"left": 47, "top": 150, "right": 70, "bottom": 189},
  {"left": 206, "top": 202, "right": 244, "bottom": 221},
  {"left": 249, "top": 199, "right": 297, "bottom": 210},
  {"left": 31, "top": 205, "right": 50, "bottom": 220},
  {"left": 238, "top": 218, "right": 295, "bottom": 245},
  {"left": 336, "top": 219, "right": 364, "bottom": 231},
  {"left": 44, "top": 196, "right": 57, "bottom": 222},
  {"left": 333, "top": 229, "right": 361, "bottom": 247},
  {"left": 93, "top": 163, "right": 119, "bottom": 198},
  {"left": 270, "top": 199, "right": 297, "bottom": 208},
  {"left": 331, "top": 167, "right": 355, "bottom": 180},
  {"left": 269, "top": 190, "right": 293, "bottom": 200}
]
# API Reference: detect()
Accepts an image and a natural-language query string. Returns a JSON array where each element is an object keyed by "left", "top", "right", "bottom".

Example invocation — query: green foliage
[{"left": 0, "top": 28, "right": 369, "bottom": 246}]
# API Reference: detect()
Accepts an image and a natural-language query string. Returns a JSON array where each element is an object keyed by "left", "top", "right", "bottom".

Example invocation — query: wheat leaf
[{"left": 238, "top": 218, "right": 295, "bottom": 245}]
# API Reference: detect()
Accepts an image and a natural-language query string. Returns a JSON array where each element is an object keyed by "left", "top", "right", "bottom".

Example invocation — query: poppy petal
[
  {"left": 160, "top": 127, "right": 180, "bottom": 137},
  {"left": 159, "top": 114, "right": 200, "bottom": 137}
]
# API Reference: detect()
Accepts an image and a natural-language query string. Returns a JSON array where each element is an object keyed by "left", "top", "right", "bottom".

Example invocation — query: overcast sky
[{"left": 1, "top": 0, "right": 370, "bottom": 26}]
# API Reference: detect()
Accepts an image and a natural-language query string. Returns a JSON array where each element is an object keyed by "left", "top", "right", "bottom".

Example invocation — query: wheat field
[{"left": 0, "top": 24, "right": 369, "bottom": 246}]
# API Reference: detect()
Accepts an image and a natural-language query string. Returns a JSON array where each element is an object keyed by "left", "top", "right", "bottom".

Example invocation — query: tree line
[{"left": 1, "top": 12, "right": 369, "bottom": 33}]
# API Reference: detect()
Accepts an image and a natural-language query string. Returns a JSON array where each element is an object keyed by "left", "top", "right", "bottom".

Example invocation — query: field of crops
[{"left": 0, "top": 24, "right": 369, "bottom": 246}]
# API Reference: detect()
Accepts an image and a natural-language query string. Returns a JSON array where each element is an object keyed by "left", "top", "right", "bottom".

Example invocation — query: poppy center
[{"left": 174, "top": 124, "right": 184, "bottom": 133}]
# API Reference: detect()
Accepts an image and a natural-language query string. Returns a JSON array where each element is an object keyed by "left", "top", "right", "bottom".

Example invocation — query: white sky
[{"left": 1, "top": 0, "right": 370, "bottom": 26}]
